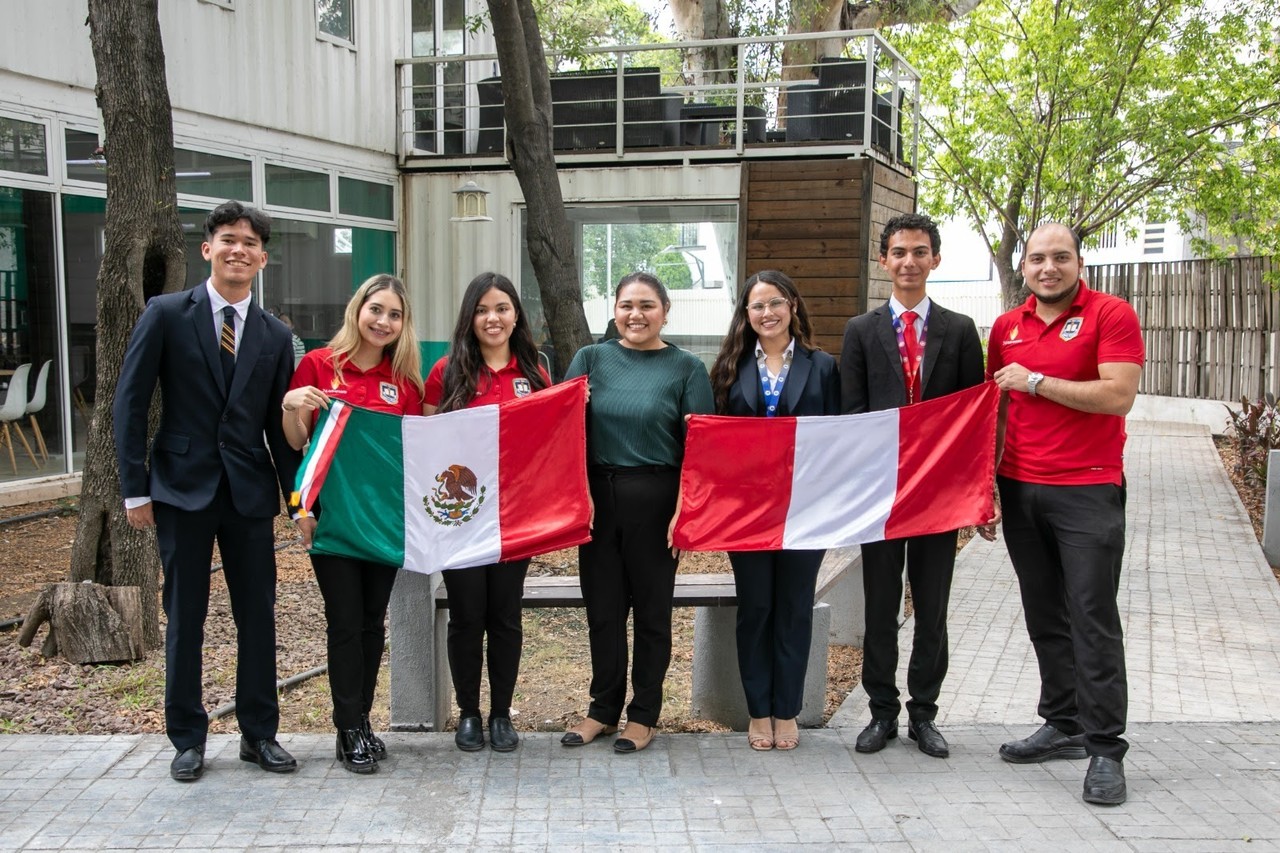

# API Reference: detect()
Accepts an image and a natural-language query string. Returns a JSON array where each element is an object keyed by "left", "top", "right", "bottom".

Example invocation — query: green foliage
[
  {"left": 532, "top": 0, "right": 674, "bottom": 70},
  {"left": 579, "top": 223, "right": 693, "bottom": 298},
  {"left": 1226, "top": 393, "right": 1280, "bottom": 487},
  {"left": 897, "top": 0, "right": 1279, "bottom": 293}
]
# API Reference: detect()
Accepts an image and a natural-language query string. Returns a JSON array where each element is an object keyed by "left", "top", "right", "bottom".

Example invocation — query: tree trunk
[
  {"left": 487, "top": 0, "right": 592, "bottom": 376},
  {"left": 18, "top": 582, "right": 145, "bottom": 664},
  {"left": 670, "top": 0, "right": 736, "bottom": 88},
  {"left": 72, "top": 0, "right": 188, "bottom": 650}
]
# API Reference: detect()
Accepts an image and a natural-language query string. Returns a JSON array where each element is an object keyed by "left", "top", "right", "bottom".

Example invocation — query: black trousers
[
  {"left": 998, "top": 476, "right": 1129, "bottom": 761},
  {"left": 310, "top": 553, "right": 399, "bottom": 730},
  {"left": 578, "top": 467, "right": 679, "bottom": 728},
  {"left": 859, "top": 529, "right": 958, "bottom": 722},
  {"left": 154, "top": 483, "right": 279, "bottom": 751},
  {"left": 729, "top": 549, "right": 823, "bottom": 719},
  {"left": 441, "top": 559, "right": 528, "bottom": 718}
]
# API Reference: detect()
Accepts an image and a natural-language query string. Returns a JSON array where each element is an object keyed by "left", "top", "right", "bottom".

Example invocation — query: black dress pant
[
  {"left": 859, "top": 529, "right": 958, "bottom": 722},
  {"left": 154, "top": 484, "right": 279, "bottom": 751},
  {"left": 441, "top": 560, "right": 528, "bottom": 718},
  {"left": 729, "top": 549, "right": 824, "bottom": 719},
  {"left": 578, "top": 466, "right": 679, "bottom": 728},
  {"left": 310, "top": 553, "right": 399, "bottom": 730},
  {"left": 998, "top": 476, "right": 1129, "bottom": 761}
]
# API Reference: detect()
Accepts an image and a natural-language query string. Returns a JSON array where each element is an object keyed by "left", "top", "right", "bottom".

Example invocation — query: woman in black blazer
[{"left": 708, "top": 270, "right": 840, "bottom": 751}]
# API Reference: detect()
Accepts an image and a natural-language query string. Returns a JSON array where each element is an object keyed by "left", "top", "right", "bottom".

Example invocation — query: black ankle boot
[
  {"left": 335, "top": 729, "right": 377, "bottom": 774},
  {"left": 360, "top": 714, "right": 386, "bottom": 760}
]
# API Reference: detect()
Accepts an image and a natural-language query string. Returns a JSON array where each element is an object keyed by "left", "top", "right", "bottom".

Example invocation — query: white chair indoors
[
  {"left": 0, "top": 363, "right": 40, "bottom": 474},
  {"left": 25, "top": 359, "right": 51, "bottom": 463}
]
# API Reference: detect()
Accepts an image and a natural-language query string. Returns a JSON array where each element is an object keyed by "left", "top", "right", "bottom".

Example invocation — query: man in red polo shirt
[{"left": 980, "top": 222, "right": 1144, "bottom": 806}]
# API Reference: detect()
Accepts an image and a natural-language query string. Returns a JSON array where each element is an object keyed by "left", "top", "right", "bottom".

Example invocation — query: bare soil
[{"left": 0, "top": 504, "right": 860, "bottom": 735}]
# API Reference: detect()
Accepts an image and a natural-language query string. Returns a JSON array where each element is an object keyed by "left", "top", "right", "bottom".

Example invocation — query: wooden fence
[{"left": 1087, "top": 257, "right": 1279, "bottom": 401}]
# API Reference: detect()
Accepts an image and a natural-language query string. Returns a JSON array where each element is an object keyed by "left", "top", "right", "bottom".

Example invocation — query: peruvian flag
[
  {"left": 293, "top": 377, "right": 590, "bottom": 573},
  {"left": 673, "top": 382, "right": 998, "bottom": 551}
]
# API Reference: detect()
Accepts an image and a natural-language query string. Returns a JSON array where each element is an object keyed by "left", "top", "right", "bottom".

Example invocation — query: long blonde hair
[{"left": 327, "top": 274, "right": 424, "bottom": 395}]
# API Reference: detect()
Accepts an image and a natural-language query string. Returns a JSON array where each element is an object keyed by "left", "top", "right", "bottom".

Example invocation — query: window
[
  {"left": 175, "top": 148, "right": 251, "bottom": 200},
  {"left": 520, "top": 204, "right": 738, "bottom": 371},
  {"left": 317, "top": 0, "right": 354, "bottom": 46},
  {"left": 64, "top": 129, "right": 105, "bottom": 183},
  {"left": 0, "top": 117, "right": 48, "bottom": 176},
  {"left": 266, "top": 164, "right": 330, "bottom": 212},
  {"left": 339, "top": 177, "right": 394, "bottom": 220}
]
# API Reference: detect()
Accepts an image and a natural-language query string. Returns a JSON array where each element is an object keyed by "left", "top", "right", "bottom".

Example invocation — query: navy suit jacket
[
  {"left": 839, "top": 300, "right": 984, "bottom": 414},
  {"left": 726, "top": 344, "right": 841, "bottom": 417},
  {"left": 113, "top": 284, "right": 300, "bottom": 518}
]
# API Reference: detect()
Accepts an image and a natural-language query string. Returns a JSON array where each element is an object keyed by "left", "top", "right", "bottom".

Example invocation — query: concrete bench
[{"left": 388, "top": 548, "right": 864, "bottom": 732}]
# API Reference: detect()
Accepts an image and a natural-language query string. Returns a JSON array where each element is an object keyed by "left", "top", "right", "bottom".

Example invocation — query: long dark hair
[
  {"left": 436, "top": 272, "right": 548, "bottom": 413},
  {"left": 709, "top": 270, "right": 817, "bottom": 414}
]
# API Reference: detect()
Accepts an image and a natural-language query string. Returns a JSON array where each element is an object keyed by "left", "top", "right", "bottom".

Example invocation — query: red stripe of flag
[
  {"left": 497, "top": 377, "right": 592, "bottom": 562},
  {"left": 882, "top": 382, "right": 998, "bottom": 540},
  {"left": 295, "top": 401, "right": 352, "bottom": 513},
  {"left": 673, "top": 414, "right": 797, "bottom": 551}
]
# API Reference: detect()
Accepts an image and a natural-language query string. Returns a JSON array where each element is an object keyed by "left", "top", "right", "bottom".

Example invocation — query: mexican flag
[
  {"left": 294, "top": 377, "right": 590, "bottom": 573},
  {"left": 673, "top": 382, "right": 998, "bottom": 551}
]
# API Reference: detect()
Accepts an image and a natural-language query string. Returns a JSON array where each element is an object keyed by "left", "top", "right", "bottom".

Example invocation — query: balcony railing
[{"left": 395, "top": 29, "right": 921, "bottom": 169}]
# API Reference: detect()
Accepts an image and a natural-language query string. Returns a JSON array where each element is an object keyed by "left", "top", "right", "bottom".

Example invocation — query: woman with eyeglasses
[{"left": 708, "top": 270, "right": 840, "bottom": 751}]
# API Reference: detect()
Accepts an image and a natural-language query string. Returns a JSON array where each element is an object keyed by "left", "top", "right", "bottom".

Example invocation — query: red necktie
[{"left": 901, "top": 310, "right": 920, "bottom": 402}]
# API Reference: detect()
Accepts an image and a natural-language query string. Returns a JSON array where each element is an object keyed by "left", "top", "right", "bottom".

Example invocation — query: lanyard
[
  {"left": 893, "top": 309, "right": 928, "bottom": 404},
  {"left": 756, "top": 348, "right": 793, "bottom": 417}
]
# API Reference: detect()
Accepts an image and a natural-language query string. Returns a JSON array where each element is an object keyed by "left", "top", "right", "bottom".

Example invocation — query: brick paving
[{"left": 3, "top": 420, "right": 1279, "bottom": 851}]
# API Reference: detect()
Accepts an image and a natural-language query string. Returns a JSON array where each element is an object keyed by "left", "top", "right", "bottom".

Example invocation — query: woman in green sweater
[{"left": 561, "top": 272, "right": 713, "bottom": 753}]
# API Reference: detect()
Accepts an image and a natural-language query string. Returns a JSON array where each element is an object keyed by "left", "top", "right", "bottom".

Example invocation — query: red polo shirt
[
  {"left": 425, "top": 355, "right": 551, "bottom": 409},
  {"left": 290, "top": 347, "right": 426, "bottom": 419},
  {"left": 987, "top": 281, "right": 1144, "bottom": 486}
]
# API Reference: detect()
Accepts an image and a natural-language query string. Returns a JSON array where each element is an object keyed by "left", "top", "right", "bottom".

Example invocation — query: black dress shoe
[
  {"left": 999, "top": 723, "right": 1087, "bottom": 764},
  {"left": 335, "top": 729, "right": 378, "bottom": 774},
  {"left": 239, "top": 736, "right": 298, "bottom": 773},
  {"left": 489, "top": 716, "right": 520, "bottom": 752},
  {"left": 455, "top": 715, "right": 485, "bottom": 752},
  {"left": 360, "top": 714, "right": 387, "bottom": 760},
  {"left": 170, "top": 745, "right": 204, "bottom": 782},
  {"left": 907, "top": 720, "right": 950, "bottom": 758},
  {"left": 855, "top": 718, "right": 898, "bottom": 753},
  {"left": 1083, "top": 756, "right": 1127, "bottom": 805}
]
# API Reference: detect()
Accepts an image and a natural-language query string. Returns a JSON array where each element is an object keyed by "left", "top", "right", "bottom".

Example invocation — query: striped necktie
[{"left": 219, "top": 306, "right": 236, "bottom": 386}]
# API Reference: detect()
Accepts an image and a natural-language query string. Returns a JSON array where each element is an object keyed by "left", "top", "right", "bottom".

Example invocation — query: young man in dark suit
[
  {"left": 114, "top": 200, "right": 302, "bottom": 782},
  {"left": 840, "top": 212, "right": 985, "bottom": 759}
]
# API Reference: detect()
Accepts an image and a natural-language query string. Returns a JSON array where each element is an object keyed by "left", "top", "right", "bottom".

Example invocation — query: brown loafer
[
  {"left": 560, "top": 717, "right": 618, "bottom": 746},
  {"left": 613, "top": 721, "right": 655, "bottom": 753}
]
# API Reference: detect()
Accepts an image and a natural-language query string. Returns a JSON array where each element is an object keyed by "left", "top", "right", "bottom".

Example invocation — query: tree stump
[{"left": 17, "top": 582, "right": 145, "bottom": 664}]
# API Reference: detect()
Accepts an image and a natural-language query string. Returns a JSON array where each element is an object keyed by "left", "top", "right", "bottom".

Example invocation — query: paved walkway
[{"left": 4, "top": 421, "right": 1280, "bottom": 851}]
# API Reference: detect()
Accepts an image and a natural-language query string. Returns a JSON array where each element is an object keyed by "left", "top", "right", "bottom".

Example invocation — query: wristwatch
[{"left": 1026, "top": 372, "right": 1045, "bottom": 396}]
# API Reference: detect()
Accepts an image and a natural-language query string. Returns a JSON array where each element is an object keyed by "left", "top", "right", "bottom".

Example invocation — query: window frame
[{"left": 316, "top": 0, "right": 356, "bottom": 49}]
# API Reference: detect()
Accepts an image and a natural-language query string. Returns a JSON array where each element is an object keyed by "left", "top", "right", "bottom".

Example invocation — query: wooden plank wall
[
  {"left": 1088, "top": 256, "right": 1280, "bottom": 400},
  {"left": 742, "top": 159, "right": 916, "bottom": 356},
  {"left": 863, "top": 161, "right": 918, "bottom": 306}
]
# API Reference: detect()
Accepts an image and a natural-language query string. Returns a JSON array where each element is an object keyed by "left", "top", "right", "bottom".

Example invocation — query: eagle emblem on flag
[{"left": 426, "top": 463, "right": 487, "bottom": 526}]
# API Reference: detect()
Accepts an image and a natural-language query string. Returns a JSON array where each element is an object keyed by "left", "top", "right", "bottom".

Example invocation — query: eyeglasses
[{"left": 747, "top": 298, "right": 790, "bottom": 314}]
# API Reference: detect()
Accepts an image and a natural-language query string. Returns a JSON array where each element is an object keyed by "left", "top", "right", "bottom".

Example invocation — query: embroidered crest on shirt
[
  {"left": 513, "top": 378, "right": 532, "bottom": 398},
  {"left": 379, "top": 382, "right": 398, "bottom": 405},
  {"left": 425, "top": 464, "right": 486, "bottom": 526},
  {"left": 1060, "top": 318, "right": 1084, "bottom": 341}
]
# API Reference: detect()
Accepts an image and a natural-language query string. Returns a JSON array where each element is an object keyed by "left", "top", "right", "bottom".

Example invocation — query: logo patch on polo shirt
[
  {"left": 379, "top": 382, "right": 399, "bottom": 405},
  {"left": 512, "top": 378, "right": 532, "bottom": 398},
  {"left": 1060, "top": 318, "right": 1083, "bottom": 341}
]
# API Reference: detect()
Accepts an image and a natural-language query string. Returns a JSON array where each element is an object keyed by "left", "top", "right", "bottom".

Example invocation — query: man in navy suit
[
  {"left": 114, "top": 201, "right": 302, "bottom": 781},
  {"left": 840, "top": 213, "right": 985, "bottom": 759}
]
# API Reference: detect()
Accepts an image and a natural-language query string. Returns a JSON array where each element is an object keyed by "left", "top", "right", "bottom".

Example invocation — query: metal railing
[{"left": 395, "top": 30, "right": 921, "bottom": 168}]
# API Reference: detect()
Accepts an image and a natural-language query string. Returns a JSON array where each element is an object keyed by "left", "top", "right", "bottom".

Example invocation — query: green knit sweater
[{"left": 564, "top": 340, "right": 713, "bottom": 468}]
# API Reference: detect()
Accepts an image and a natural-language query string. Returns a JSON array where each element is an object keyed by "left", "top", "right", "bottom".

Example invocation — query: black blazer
[
  {"left": 725, "top": 343, "right": 840, "bottom": 417},
  {"left": 840, "top": 300, "right": 984, "bottom": 414},
  {"left": 113, "top": 284, "right": 300, "bottom": 517}
]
